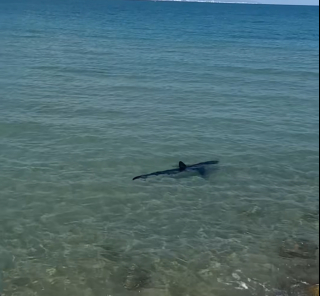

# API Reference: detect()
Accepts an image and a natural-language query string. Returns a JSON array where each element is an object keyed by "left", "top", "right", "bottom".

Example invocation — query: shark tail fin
[{"left": 179, "top": 161, "right": 187, "bottom": 171}]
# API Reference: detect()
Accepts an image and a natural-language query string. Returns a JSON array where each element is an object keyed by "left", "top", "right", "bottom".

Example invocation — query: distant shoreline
[
  {"left": 130, "top": 0, "right": 259, "bottom": 3},
  {"left": 150, "top": 0, "right": 260, "bottom": 4}
]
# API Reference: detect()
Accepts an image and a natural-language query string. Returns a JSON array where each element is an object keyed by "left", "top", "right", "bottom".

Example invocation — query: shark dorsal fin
[{"left": 179, "top": 161, "right": 187, "bottom": 171}]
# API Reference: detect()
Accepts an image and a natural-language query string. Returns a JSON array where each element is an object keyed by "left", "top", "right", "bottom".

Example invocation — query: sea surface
[{"left": 0, "top": 1, "right": 319, "bottom": 295}]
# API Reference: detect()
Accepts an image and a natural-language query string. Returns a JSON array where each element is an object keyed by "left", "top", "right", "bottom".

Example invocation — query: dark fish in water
[{"left": 133, "top": 160, "right": 219, "bottom": 181}]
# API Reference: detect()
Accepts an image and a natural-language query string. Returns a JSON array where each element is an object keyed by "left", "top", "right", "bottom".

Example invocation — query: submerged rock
[
  {"left": 273, "top": 285, "right": 319, "bottom": 296},
  {"left": 279, "top": 238, "right": 318, "bottom": 260},
  {"left": 308, "top": 285, "right": 319, "bottom": 296},
  {"left": 123, "top": 264, "right": 151, "bottom": 291}
]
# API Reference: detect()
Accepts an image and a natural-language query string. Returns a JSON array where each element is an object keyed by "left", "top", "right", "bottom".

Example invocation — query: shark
[{"left": 133, "top": 160, "right": 219, "bottom": 181}]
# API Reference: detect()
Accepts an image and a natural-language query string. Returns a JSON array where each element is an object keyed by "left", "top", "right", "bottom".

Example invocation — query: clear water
[{"left": 0, "top": 1, "right": 319, "bottom": 295}]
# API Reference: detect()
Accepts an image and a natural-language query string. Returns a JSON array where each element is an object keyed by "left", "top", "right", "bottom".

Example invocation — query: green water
[{"left": 0, "top": 1, "right": 319, "bottom": 295}]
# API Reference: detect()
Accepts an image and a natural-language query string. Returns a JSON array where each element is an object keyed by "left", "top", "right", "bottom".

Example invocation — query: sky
[{"left": 262, "top": 0, "right": 319, "bottom": 4}]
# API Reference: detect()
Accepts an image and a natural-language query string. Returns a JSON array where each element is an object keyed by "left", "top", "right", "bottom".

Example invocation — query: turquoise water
[{"left": 0, "top": 1, "right": 319, "bottom": 295}]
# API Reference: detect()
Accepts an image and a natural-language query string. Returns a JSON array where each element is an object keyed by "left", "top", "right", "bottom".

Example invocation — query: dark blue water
[{"left": 0, "top": 1, "right": 319, "bottom": 295}]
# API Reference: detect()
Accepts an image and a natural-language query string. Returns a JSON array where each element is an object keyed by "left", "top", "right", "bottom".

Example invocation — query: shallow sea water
[{"left": 0, "top": 0, "right": 319, "bottom": 295}]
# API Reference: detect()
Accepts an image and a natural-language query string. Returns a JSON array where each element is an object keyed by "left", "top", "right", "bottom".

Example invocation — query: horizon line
[{"left": 144, "top": 0, "right": 320, "bottom": 6}]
